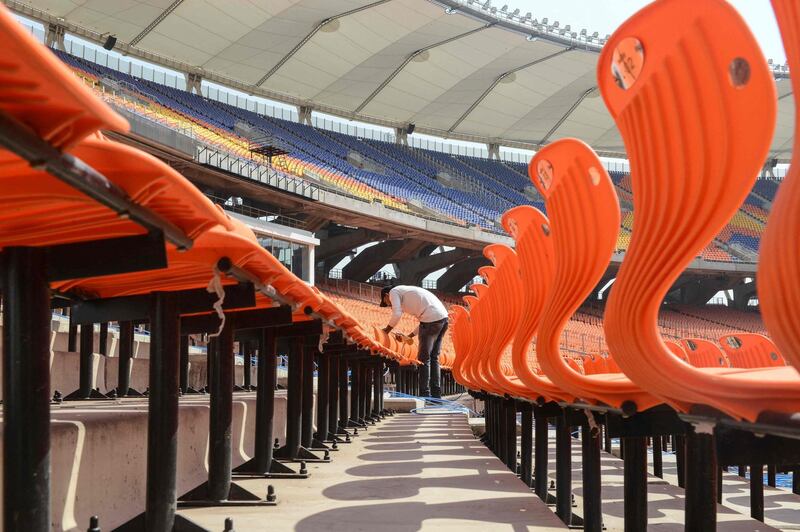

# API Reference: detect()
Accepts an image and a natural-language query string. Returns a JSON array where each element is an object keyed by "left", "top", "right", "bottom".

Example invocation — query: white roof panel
[{"left": 13, "top": 0, "right": 794, "bottom": 158}]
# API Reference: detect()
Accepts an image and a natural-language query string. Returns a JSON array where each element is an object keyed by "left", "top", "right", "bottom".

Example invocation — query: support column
[
  {"left": 505, "top": 399, "right": 517, "bottom": 471},
  {"left": 534, "top": 408, "right": 550, "bottom": 503},
  {"left": 280, "top": 337, "right": 303, "bottom": 459},
  {"left": 684, "top": 428, "right": 717, "bottom": 530},
  {"left": 555, "top": 412, "right": 572, "bottom": 525},
  {"left": 519, "top": 402, "right": 533, "bottom": 487},
  {"left": 623, "top": 437, "right": 648, "bottom": 531},
  {"left": 145, "top": 292, "right": 181, "bottom": 531},
  {"left": 652, "top": 432, "right": 663, "bottom": 478},
  {"left": 300, "top": 339, "right": 318, "bottom": 449},
  {"left": 2, "top": 247, "right": 51, "bottom": 532},
  {"left": 242, "top": 341, "right": 253, "bottom": 391},
  {"left": 207, "top": 327, "right": 235, "bottom": 501},
  {"left": 311, "top": 350, "right": 332, "bottom": 450},
  {"left": 179, "top": 335, "right": 189, "bottom": 395},
  {"left": 582, "top": 423, "right": 602, "bottom": 532},
  {"left": 338, "top": 354, "right": 351, "bottom": 435},
  {"left": 750, "top": 464, "right": 764, "bottom": 521},
  {"left": 99, "top": 322, "right": 109, "bottom": 356},
  {"left": 234, "top": 328, "right": 302, "bottom": 478},
  {"left": 117, "top": 321, "right": 135, "bottom": 396}
]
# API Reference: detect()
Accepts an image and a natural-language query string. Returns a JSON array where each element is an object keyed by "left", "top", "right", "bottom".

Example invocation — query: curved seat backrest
[
  {"left": 501, "top": 206, "right": 557, "bottom": 397},
  {"left": 450, "top": 306, "right": 472, "bottom": 386},
  {"left": 719, "top": 333, "right": 786, "bottom": 368},
  {"left": 664, "top": 340, "right": 688, "bottom": 362},
  {"left": 482, "top": 244, "right": 528, "bottom": 394},
  {"left": 760, "top": 0, "right": 800, "bottom": 373},
  {"left": 599, "top": 0, "right": 776, "bottom": 407},
  {"left": 529, "top": 139, "right": 621, "bottom": 403},
  {"left": 679, "top": 338, "right": 729, "bottom": 368}
]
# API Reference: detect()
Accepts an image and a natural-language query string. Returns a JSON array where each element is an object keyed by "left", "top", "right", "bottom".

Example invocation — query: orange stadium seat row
[
  {"left": 0, "top": 6, "right": 419, "bottom": 528},
  {"left": 452, "top": 0, "right": 800, "bottom": 423}
]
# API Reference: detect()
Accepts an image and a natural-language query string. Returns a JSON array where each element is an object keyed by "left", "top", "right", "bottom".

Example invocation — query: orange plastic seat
[
  {"left": 719, "top": 334, "right": 786, "bottom": 368},
  {"left": 475, "top": 244, "right": 536, "bottom": 398},
  {"left": 498, "top": 206, "right": 572, "bottom": 402},
  {"left": 530, "top": 138, "right": 662, "bottom": 410},
  {"left": 759, "top": 0, "right": 800, "bottom": 374},
  {"left": 0, "top": 133, "right": 231, "bottom": 250},
  {"left": 0, "top": 5, "right": 127, "bottom": 150},
  {"left": 55, "top": 216, "right": 275, "bottom": 297},
  {"left": 600, "top": 0, "right": 800, "bottom": 421},
  {"left": 665, "top": 341, "right": 689, "bottom": 363},
  {"left": 678, "top": 339, "right": 729, "bottom": 368}
]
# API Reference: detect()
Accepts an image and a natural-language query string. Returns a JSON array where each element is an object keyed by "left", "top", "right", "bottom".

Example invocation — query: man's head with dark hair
[{"left": 379, "top": 286, "right": 392, "bottom": 307}]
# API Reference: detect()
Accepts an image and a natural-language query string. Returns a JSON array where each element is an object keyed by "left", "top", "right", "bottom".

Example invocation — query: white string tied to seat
[{"left": 206, "top": 266, "right": 226, "bottom": 338}]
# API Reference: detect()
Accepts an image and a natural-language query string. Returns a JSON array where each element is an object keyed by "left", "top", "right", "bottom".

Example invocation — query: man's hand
[
  {"left": 382, "top": 325, "right": 393, "bottom": 333},
  {"left": 394, "top": 333, "right": 414, "bottom": 345}
]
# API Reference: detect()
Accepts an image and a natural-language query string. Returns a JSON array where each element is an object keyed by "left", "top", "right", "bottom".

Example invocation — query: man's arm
[{"left": 383, "top": 290, "right": 403, "bottom": 332}]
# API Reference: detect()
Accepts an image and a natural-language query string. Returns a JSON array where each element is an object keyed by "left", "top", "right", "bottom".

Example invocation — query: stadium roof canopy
[{"left": 7, "top": 0, "right": 794, "bottom": 159}]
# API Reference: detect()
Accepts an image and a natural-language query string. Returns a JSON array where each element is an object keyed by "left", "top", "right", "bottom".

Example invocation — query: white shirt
[{"left": 387, "top": 285, "right": 448, "bottom": 331}]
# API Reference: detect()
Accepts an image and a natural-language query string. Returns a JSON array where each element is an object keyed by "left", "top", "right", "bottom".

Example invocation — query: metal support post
[
  {"left": 117, "top": 320, "right": 143, "bottom": 397},
  {"left": 520, "top": 402, "right": 533, "bottom": 487},
  {"left": 652, "top": 432, "right": 663, "bottom": 478},
  {"left": 65, "top": 323, "right": 105, "bottom": 399},
  {"left": 2, "top": 247, "right": 51, "bottom": 532},
  {"left": 684, "top": 428, "right": 717, "bottom": 530},
  {"left": 99, "top": 322, "right": 108, "bottom": 356},
  {"left": 676, "top": 434, "right": 686, "bottom": 488},
  {"left": 623, "top": 436, "right": 648, "bottom": 532},
  {"left": 582, "top": 422, "right": 602, "bottom": 532},
  {"left": 534, "top": 409, "right": 551, "bottom": 503},
  {"left": 750, "top": 464, "right": 764, "bottom": 521},
  {"left": 234, "top": 328, "right": 303, "bottom": 478},
  {"left": 555, "top": 412, "right": 572, "bottom": 525},
  {"left": 242, "top": 341, "right": 252, "bottom": 391}
]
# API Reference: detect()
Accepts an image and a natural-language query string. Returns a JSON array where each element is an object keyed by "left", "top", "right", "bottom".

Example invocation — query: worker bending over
[{"left": 380, "top": 285, "right": 449, "bottom": 398}]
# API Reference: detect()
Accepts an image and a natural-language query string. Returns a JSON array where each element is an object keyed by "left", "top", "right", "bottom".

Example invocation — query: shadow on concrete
[{"left": 295, "top": 497, "right": 556, "bottom": 532}]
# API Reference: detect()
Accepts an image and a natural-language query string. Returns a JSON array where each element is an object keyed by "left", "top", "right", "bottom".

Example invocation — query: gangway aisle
[{"left": 178, "top": 413, "right": 566, "bottom": 531}]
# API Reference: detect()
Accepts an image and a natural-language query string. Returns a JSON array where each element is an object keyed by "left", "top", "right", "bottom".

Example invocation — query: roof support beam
[
  {"left": 539, "top": 85, "right": 597, "bottom": 144},
  {"left": 130, "top": 0, "right": 185, "bottom": 47},
  {"left": 256, "top": 0, "right": 393, "bottom": 87},
  {"left": 353, "top": 23, "right": 495, "bottom": 114},
  {"left": 447, "top": 47, "right": 574, "bottom": 133}
]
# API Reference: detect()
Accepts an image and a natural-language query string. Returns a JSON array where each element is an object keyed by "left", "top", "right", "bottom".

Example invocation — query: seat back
[
  {"left": 759, "top": 0, "right": 800, "bottom": 372},
  {"left": 530, "top": 139, "right": 620, "bottom": 397},
  {"left": 482, "top": 244, "right": 525, "bottom": 390},
  {"left": 599, "top": 0, "right": 776, "bottom": 402},
  {"left": 719, "top": 333, "right": 786, "bottom": 368},
  {"left": 501, "top": 206, "right": 555, "bottom": 393},
  {"left": 679, "top": 338, "right": 729, "bottom": 368}
]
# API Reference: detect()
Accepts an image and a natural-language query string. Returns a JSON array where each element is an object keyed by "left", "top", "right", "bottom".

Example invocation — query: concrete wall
[{"left": 0, "top": 394, "right": 288, "bottom": 531}]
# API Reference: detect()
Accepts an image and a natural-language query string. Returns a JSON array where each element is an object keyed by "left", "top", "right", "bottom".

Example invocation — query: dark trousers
[{"left": 418, "top": 318, "right": 449, "bottom": 398}]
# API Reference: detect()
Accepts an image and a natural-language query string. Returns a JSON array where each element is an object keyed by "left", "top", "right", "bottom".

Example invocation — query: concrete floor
[{"left": 178, "top": 413, "right": 567, "bottom": 531}]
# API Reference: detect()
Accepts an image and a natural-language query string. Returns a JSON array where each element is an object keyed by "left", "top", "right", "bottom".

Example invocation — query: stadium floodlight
[
  {"left": 501, "top": 4, "right": 508, "bottom": 11},
  {"left": 552, "top": 21, "right": 559, "bottom": 28},
  {"left": 512, "top": 8, "right": 520, "bottom": 16},
  {"left": 564, "top": 24, "right": 571, "bottom": 31},
  {"left": 580, "top": 28, "right": 587, "bottom": 36},
  {"left": 542, "top": 17, "right": 548, "bottom": 24},
  {"left": 592, "top": 31, "right": 599, "bottom": 38}
]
